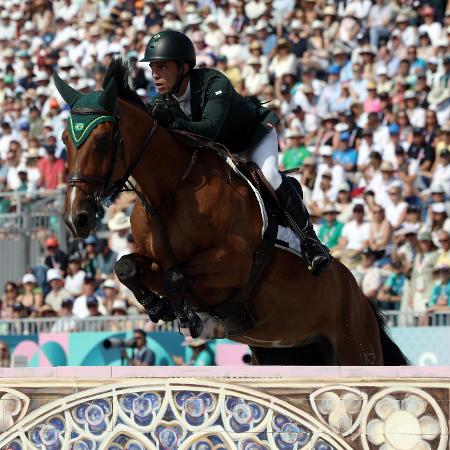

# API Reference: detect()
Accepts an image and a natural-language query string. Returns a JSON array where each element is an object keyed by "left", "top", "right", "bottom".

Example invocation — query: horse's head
[{"left": 54, "top": 71, "right": 120, "bottom": 238}]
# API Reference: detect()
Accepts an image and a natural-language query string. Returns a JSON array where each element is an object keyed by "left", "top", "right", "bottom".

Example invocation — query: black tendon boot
[
  {"left": 276, "top": 175, "right": 332, "bottom": 275},
  {"left": 175, "top": 298, "right": 203, "bottom": 339}
]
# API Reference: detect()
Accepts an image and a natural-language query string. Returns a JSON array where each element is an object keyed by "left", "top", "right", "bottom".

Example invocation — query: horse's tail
[{"left": 368, "top": 300, "right": 410, "bottom": 365}]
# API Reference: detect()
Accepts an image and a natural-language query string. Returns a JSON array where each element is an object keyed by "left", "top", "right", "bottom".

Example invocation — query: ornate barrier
[{"left": 0, "top": 366, "right": 448, "bottom": 449}]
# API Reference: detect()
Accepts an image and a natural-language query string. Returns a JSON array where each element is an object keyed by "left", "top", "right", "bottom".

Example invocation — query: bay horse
[{"left": 55, "top": 59, "right": 407, "bottom": 365}]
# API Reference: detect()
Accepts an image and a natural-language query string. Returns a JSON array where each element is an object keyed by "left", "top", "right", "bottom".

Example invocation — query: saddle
[{"left": 168, "top": 128, "right": 293, "bottom": 336}]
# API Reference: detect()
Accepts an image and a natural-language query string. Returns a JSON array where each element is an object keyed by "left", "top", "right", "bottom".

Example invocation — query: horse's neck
[{"left": 117, "top": 99, "right": 191, "bottom": 207}]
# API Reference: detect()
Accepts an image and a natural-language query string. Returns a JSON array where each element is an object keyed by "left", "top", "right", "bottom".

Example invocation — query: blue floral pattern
[{"left": 1, "top": 382, "right": 351, "bottom": 450}]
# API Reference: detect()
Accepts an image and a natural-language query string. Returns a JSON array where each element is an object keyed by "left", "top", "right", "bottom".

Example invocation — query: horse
[{"left": 54, "top": 58, "right": 408, "bottom": 366}]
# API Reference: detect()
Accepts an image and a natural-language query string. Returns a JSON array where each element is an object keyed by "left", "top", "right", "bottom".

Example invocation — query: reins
[{"left": 67, "top": 106, "right": 199, "bottom": 267}]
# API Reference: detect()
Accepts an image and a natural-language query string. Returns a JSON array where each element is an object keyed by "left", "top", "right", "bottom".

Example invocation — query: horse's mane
[{"left": 103, "top": 57, "right": 149, "bottom": 113}]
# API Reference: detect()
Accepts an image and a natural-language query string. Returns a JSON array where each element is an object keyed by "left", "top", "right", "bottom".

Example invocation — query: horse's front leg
[
  {"left": 162, "top": 265, "right": 204, "bottom": 338},
  {"left": 114, "top": 253, "right": 175, "bottom": 323}
]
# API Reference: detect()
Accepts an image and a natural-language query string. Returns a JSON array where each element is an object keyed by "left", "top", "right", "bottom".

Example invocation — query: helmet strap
[{"left": 170, "top": 62, "right": 191, "bottom": 97}]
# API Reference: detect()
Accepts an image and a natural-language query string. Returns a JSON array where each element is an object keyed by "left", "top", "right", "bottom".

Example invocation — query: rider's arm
[{"left": 172, "top": 75, "right": 232, "bottom": 140}]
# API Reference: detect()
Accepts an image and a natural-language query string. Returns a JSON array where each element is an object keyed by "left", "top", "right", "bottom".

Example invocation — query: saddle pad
[{"left": 224, "top": 156, "right": 302, "bottom": 258}]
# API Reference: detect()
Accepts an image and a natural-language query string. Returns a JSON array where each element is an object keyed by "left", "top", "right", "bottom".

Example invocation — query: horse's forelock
[{"left": 103, "top": 57, "right": 148, "bottom": 113}]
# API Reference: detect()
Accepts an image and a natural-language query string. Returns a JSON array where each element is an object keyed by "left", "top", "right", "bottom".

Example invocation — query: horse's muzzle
[{"left": 64, "top": 208, "right": 95, "bottom": 239}]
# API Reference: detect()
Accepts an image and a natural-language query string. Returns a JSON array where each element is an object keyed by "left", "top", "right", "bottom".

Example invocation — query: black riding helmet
[{"left": 140, "top": 30, "right": 196, "bottom": 68}]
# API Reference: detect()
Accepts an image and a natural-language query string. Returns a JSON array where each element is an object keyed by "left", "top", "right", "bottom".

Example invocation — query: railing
[
  {"left": 0, "top": 314, "right": 177, "bottom": 335},
  {"left": 0, "top": 189, "right": 68, "bottom": 289},
  {"left": 0, "top": 311, "right": 449, "bottom": 336},
  {"left": 383, "top": 310, "right": 450, "bottom": 327}
]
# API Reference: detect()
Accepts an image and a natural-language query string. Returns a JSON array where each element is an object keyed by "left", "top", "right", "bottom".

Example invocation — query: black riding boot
[{"left": 276, "top": 175, "right": 332, "bottom": 275}]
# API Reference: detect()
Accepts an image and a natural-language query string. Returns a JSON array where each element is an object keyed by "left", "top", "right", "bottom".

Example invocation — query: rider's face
[{"left": 150, "top": 61, "right": 179, "bottom": 94}]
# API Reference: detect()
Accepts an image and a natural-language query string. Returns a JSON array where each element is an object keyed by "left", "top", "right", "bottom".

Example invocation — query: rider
[{"left": 141, "top": 30, "right": 332, "bottom": 276}]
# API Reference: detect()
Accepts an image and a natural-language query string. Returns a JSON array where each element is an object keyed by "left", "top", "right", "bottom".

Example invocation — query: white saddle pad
[{"left": 224, "top": 156, "right": 302, "bottom": 258}]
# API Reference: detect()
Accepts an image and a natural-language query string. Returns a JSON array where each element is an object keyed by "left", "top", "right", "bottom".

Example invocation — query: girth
[{"left": 197, "top": 163, "right": 279, "bottom": 336}]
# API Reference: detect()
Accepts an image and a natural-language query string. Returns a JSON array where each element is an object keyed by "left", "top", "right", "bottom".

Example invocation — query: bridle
[
  {"left": 67, "top": 107, "right": 158, "bottom": 216},
  {"left": 66, "top": 106, "right": 199, "bottom": 267}
]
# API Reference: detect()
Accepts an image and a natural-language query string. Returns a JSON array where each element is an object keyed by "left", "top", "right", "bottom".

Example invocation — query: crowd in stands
[{"left": 0, "top": 0, "right": 449, "bottom": 328}]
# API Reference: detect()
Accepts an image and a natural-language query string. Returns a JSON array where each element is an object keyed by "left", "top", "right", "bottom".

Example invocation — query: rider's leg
[{"left": 248, "top": 129, "right": 332, "bottom": 276}]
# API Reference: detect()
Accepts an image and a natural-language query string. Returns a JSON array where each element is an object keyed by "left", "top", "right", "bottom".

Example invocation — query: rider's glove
[{"left": 151, "top": 100, "right": 176, "bottom": 128}]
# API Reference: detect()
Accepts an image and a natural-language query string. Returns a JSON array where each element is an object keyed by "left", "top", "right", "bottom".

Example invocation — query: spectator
[
  {"left": 336, "top": 204, "right": 371, "bottom": 268},
  {"left": 280, "top": 129, "right": 310, "bottom": 170},
  {"left": 123, "top": 329, "right": 155, "bottom": 366},
  {"left": 82, "top": 235, "right": 99, "bottom": 279},
  {"left": 64, "top": 254, "right": 86, "bottom": 298},
  {"left": 18, "top": 273, "right": 43, "bottom": 311},
  {"left": 108, "top": 212, "right": 131, "bottom": 255},
  {"left": 1, "top": 282, "right": 20, "bottom": 319},
  {"left": 354, "top": 248, "right": 383, "bottom": 302},
  {"left": 385, "top": 184, "right": 408, "bottom": 229},
  {"left": 51, "top": 298, "right": 78, "bottom": 333},
  {"left": 73, "top": 276, "right": 104, "bottom": 319},
  {"left": 318, "top": 203, "right": 343, "bottom": 251},
  {"left": 37, "top": 144, "right": 66, "bottom": 190},
  {"left": 44, "top": 236, "right": 68, "bottom": 273},
  {"left": 173, "top": 337, "right": 215, "bottom": 366},
  {"left": 100, "top": 278, "right": 123, "bottom": 315},
  {"left": 367, "top": 205, "right": 391, "bottom": 263},
  {"left": 45, "top": 268, "right": 71, "bottom": 312},
  {"left": 377, "top": 260, "right": 407, "bottom": 313},
  {"left": 409, "top": 231, "right": 439, "bottom": 317},
  {"left": 424, "top": 264, "right": 450, "bottom": 324},
  {"left": 435, "top": 230, "right": 450, "bottom": 269},
  {"left": 97, "top": 239, "right": 118, "bottom": 278}
]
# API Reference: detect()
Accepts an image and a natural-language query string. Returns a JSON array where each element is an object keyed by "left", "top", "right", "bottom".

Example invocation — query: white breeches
[{"left": 246, "top": 128, "right": 282, "bottom": 190}]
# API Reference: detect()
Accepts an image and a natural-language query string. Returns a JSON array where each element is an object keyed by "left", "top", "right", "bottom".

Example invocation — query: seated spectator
[
  {"left": 45, "top": 268, "right": 71, "bottom": 312},
  {"left": 44, "top": 236, "right": 68, "bottom": 273},
  {"left": 173, "top": 337, "right": 216, "bottom": 367},
  {"left": 385, "top": 184, "right": 408, "bottom": 229},
  {"left": 82, "top": 235, "right": 99, "bottom": 279},
  {"left": 430, "top": 205, "right": 450, "bottom": 246},
  {"left": 392, "top": 223, "right": 420, "bottom": 275},
  {"left": 100, "top": 278, "right": 123, "bottom": 315},
  {"left": 318, "top": 203, "right": 343, "bottom": 251},
  {"left": 335, "top": 183, "right": 354, "bottom": 224},
  {"left": 367, "top": 205, "right": 391, "bottom": 262},
  {"left": 18, "top": 273, "right": 43, "bottom": 311},
  {"left": 64, "top": 254, "right": 86, "bottom": 298},
  {"left": 108, "top": 212, "right": 131, "bottom": 255},
  {"left": 97, "top": 239, "right": 118, "bottom": 278},
  {"left": 108, "top": 299, "right": 131, "bottom": 331},
  {"left": 37, "top": 144, "right": 66, "bottom": 189},
  {"left": 1, "top": 282, "right": 19, "bottom": 319},
  {"left": 335, "top": 204, "right": 370, "bottom": 268},
  {"left": 353, "top": 248, "right": 382, "bottom": 302},
  {"left": 435, "top": 230, "right": 450, "bottom": 269},
  {"left": 333, "top": 131, "right": 357, "bottom": 173},
  {"left": 423, "top": 264, "right": 450, "bottom": 325},
  {"left": 377, "top": 261, "right": 407, "bottom": 312},
  {"left": 73, "top": 276, "right": 104, "bottom": 319},
  {"left": 280, "top": 129, "right": 310, "bottom": 170},
  {"left": 51, "top": 298, "right": 78, "bottom": 333}
]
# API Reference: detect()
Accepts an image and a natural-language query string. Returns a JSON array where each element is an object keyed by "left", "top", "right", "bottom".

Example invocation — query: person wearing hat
[
  {"left": 435, "top": 230, "right": 450, "bottom": 269},
  {"left": 44, "top": 236, "right": 68, "bottom": 273},
  {"left": 333, "top": 131, "right": 358, "bottom": 172},
  {"left": 385, "top": 183, "right": 409, "bottom": 229},
  {"left": 409, "top": 230, "right": 439, "bottom": 319},
  {"left": 280, "top": 128, "right": 311, "bottom": 171},
  {"left": 173, "top": 336, "right": 215, "bottom": 366},
  {"left": 45, "top": 268, "right": 71, "bottom": 312},
  {"left": 108, "top": 212, "right": 131, "bottom": 255},
  {"left": 101, "top": 278, "right": 122, "bottom": 314},
  {"left": 143, "top": 29, "right": 332, "bottom": 283},
  {"left": 244, "top": 56, "right": 269, "bottom": 97},
  {"left": 18, "top": 273, "right": 43, "bottom": 310},
  {"left": 318, "top": 203, "right": 344, "bottom": 251}
]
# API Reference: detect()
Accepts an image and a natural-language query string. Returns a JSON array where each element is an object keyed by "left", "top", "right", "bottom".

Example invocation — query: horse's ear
[
  {"left": 52, "top": 71, "right": 81, "bottom": 107},
  {"left": 98, "top": 78, "right": 118, "bottom": 112}
]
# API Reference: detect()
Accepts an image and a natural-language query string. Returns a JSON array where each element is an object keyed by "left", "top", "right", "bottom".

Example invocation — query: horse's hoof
[{"left": 189, "top": 318, "right": 204, "bottom": 339}]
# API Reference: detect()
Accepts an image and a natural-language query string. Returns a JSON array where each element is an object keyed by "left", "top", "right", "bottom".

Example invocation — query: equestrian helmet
[{"left": 140, "top": 30, "right": 196, "bottom": 68}]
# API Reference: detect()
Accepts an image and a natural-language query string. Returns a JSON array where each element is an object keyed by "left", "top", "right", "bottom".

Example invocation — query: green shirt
[
  {"left": 318, "top": 220, "right": 344, "bottom": 249},
  {"left": 282, "top": 146, "right": 311, "bottom": 170}
]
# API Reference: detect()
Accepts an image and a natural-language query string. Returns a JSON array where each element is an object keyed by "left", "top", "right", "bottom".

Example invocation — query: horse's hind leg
[{"left": 114, "top": 253, "right": 175, "bottom": 322}]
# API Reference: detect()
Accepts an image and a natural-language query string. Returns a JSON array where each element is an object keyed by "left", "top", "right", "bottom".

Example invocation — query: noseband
[{"left": 67, "top": 107, "right": 158, "bottom": 215}]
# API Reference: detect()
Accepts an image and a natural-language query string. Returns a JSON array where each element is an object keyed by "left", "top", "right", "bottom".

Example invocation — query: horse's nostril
[{"left": 75, "top": 212, "right": 90, "bottom": 229}]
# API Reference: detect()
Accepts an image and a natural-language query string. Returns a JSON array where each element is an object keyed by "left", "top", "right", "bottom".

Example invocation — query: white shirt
[
  {"left": 64, "top": 270, "right": 86, "bottom": 297},
  {"left": 342, "top": 220, "right": 370, "bottom": 251},
  {"left": 73, "top": 294, "right": 105, "bottom": 319},
  {"left": 386, "top": 201, "right": 408, "bottom": 228},
  {"left": 172, "top": 81, "right": 192, "bottom": 119}
]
